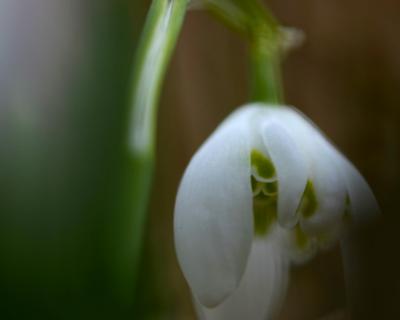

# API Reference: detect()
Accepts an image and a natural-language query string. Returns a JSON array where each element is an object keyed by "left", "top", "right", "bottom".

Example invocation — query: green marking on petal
[
  {"left": 295, "top": 224, "right": 309, "bottom": 249},
  {"left": 253, "top": 194, "right": 277, "bottom": 236},
  {"left": 251, "top": 175, "right": 263, "bottom": 195},
  {"left": 250, "top": 150, "right": 278, "bottom": 236},
  {"left": 297, "top": 180, "right": 318, "bottom": 218},
  {"left": 251, "top": 149, "right": 276, "bottom": 180},
  {"left": 262, "top": 181, "right": 278, "bottom": 195}
]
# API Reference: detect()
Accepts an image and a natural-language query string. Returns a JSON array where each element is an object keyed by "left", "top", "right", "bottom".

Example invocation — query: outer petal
[
  {"left": 174, "top": 110, "right": 254, "bottom": 307},
  {"left": 261, "top": 120, "right": 308, "bottom": 228},
  {"left": 271, "top": 107, "right": 347, "bottom": 234},
  {"left": 195, "top": 236, "right": 289, "bottom": 320},
  {"left": 285, "top": 108, "right": 376, "bottom": 232},
  {"left": 301, "top": 139, "right": 347, "bottom": 233},
  {"left": 335, "top": 153, "right": 380, "bottom": 223}
]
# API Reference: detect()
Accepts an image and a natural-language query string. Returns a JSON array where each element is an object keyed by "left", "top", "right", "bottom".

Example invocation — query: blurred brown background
[{"left": 142, "top": 0, "right": 400, "bottom": 319}]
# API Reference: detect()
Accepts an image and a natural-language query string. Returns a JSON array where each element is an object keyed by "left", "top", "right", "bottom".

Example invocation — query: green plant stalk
[
  {"left": 249, "top": 33, "right": 283, "bottom": 104},
  {"left": 129, "top": 0, "right": 188, "bottom": 157},
  {"left": 115, "top": 0, "right": 188, "bottom": 303},
  {"left": 203, "top": 0, "right": 284, "bottom": 104}
]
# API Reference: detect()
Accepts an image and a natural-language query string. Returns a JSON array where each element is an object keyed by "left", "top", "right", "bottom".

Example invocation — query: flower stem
[
  {"left": 129, "top": 0, "right": 188, "bottom": 156},
  {"left": 202, "top": 0, "right": 284, "bottom": 105},
  {"left": 246, "top": 2, "right": 284, "bottom": 105},
  {"left": 116, "top": 0, "right": 187, "bottom": 302},
  {"left": 249, "top": 32, "right": 284, "bottom": 105}
]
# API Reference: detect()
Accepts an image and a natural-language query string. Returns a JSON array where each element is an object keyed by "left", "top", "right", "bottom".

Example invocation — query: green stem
[
  {"left": 115, "top": 0, "right": 187, "bottom": 303},
  {"left": 203, "top": 0, "right": 284, "bottom": 104},
  {"left": 129, "top": 0, "right": 188, "bottom": 156},
  {"left": 249, "top": 32, "right": 283, "bottom": 104}
]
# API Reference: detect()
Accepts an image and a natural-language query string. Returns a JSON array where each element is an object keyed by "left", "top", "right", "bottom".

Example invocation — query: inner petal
[
  {"left": 296, "top": 180, "right": 318, "bottom": 219},
  {"left": 250, "top": 149, "right": 276, "bottom": 183},
  {"left": 261, "top": 120, "right": 309, "bottom": 228},
  {"left": 250, "top": 149, "right": 278, "bottom": 237},
  {"left": 253, "top": 192, "right": 277, "bottom": 236}
]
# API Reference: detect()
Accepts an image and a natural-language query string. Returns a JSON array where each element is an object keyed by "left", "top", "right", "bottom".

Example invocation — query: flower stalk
[
  {"left": 249, "top": 29, "right": 283, "bottom": 104},
  {"left": 129, "top": 0, "right": 188, "bottom": 156},
  {"left": 200, "top": 0, "right": 284, "bottom": 104},
  {"left": 118, "top": 0, "right": 188, "bottom": 299}
]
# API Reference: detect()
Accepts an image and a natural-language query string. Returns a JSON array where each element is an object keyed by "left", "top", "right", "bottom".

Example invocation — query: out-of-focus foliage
[{"left": 0, "top": 0, "right": 149, "bottom": 318}]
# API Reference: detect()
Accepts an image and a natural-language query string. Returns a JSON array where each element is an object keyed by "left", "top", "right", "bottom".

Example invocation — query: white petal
[
  {"left": 270, "top": 107, "right": 347, "bottom": 234},
  {"left": 261, "top": 120, "right": 308, "bottom": 228},
  {"left": 174, "top": 110, "right": 254, "bottom": 307},
  {"left": 286, "top": 107, "right": 377, "bottom": 231},
  {"left": 300, "top": 138, "right": 347, "bottom": 234},
  {"left": 195, "top": 237, "right": 289, "bottom": 320},
  {"left": 335, "top": 154, "right": 380, "bottom": 223}
]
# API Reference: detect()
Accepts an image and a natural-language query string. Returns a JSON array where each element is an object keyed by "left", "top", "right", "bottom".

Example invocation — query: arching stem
[
  {"left": 115, "top": 0, "right": 188, "bottom": 301},
  {"left": 202, "top": 0, "right": 285, "bottom": 104},
  {"left": 249, "top": 30, "right": 283, "bottom": 104}
]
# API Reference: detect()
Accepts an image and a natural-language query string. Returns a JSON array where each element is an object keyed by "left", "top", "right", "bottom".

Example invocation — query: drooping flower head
[{"left": 174, "top": 104, "right": 379, "bottom": 319}]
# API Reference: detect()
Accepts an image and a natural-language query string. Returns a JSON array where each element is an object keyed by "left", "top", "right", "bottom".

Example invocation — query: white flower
[{"left": 174, "top": 103, "right": 379, "bottom": 319}]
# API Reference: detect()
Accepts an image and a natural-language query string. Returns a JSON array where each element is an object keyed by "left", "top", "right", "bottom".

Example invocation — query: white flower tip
[
  {"left": 195, "top": 281, "right": 237, "bottom": 308},
  {"left": 194, "top": 238, "right": 290, "bottom": 320},
  {"left": 175, "top": 182, "right": 250, "bottom": 307},
  {"left": 175, "top": 199, "right": 246, "bottom": 307}
]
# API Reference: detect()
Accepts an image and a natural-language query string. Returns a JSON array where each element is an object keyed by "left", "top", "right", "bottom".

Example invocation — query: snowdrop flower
[{"left": 174, "top": 103, "right": 379, "bottom": 319}]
